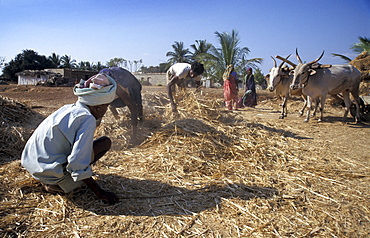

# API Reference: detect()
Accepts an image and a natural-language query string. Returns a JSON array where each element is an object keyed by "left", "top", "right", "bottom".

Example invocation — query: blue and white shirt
[{"left": 21, "top": 101, "right": 96, "bottom": 184}]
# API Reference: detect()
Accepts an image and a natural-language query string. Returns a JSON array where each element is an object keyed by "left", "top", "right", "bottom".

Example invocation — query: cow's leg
[
  {"left": 304, "top": 97, "right": 313, "bottom": 122},
  {"left": 341, "top": 91, "right": 354, "bottom": 123},
  {"left": 280, "top": 96, "right": 288, "bottom": 119},
  {"left": 350, "top": 91, "right": 361, "bottom": 123},
  {"left": 137, "top": 103, "right": 144, "bottom": 121},
  {"left": 109, "top": 105, "right": 120, "bottom": 120},
  {"left": 299, "top": 95, "right": 307, "bottom": 116},
  {"left": 116, "top": 85, "right": 138, "bottom": 141},
  {"left": 318, "top": 95, "right": 327, "bottom": 122},
  {"left": 312, "top": 98, "right": 320, "bottom": 117}
]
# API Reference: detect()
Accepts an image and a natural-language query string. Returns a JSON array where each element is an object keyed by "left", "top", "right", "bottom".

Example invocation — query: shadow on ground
[{"left": 20, "top": 175, "right": 278, "bottom": 217}]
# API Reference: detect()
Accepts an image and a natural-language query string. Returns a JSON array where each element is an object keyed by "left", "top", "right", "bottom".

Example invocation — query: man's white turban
[{"left": 74, "top": 74, "right": 117, "bottom": 106}]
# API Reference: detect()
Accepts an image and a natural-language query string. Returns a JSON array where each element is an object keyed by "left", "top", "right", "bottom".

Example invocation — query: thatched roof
[
  {"left": 15, "top": 70, "right": 60, "bottom": 77},
  {"left": 350, "top": 51, "right": 370, "bottom": 82}
]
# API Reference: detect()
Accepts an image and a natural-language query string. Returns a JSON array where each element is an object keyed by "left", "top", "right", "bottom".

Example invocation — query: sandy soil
[
  {"left": 1, "top": 83, "right": 369, "bottom": 237},
  {"left": 1, "top": 84, "right": 369, "bottom": 163}
]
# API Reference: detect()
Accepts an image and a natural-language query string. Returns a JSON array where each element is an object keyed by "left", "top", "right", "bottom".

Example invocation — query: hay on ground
[
  {"left": 351, "top": 51, "right": 370, "bottom": 82},
  {"left": 0, "top": 96, "right": 36, "bottom": 161},
  {"left": 0, "top": 89, "right": 369, "bottom": 237}
]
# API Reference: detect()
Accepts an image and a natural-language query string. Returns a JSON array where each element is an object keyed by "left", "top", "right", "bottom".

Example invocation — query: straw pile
[
  {"left": 350, "top": 51, "right": 370, "bottom": 82},
  {"left": 1, "top": 89, "right": 369, "bottom": 237},
  {"left": 0, "top": 96, "right": 36, "bottom": 161}
]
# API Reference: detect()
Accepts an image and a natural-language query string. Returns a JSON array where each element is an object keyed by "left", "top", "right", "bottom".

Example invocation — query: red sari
[{"left": 223, "top": 71, "right": 239, "bottom": 110}]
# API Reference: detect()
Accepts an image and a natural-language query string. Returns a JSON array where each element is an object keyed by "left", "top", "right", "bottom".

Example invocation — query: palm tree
[
  {"left": 106, "top": 58, "right": 127, "bottom": 68},
  {"left": 351, "top": 36, "right": 370, "bottom": 53},
  {"left": 92, "top": 61, "right": 105, "bottom": 71},
  {"left": 189, "top": 40, "right": 215, "bottom": 78},
  {"left": 332, "top": 36, "right": 370, "bottom": 62},
  {"left": 208, "top": 29, "right": 263, "bottom": 82},
  {"left": 84, "top": 61, "right": 91, "bottom": 70},
  {"left": 166, "top": 41, "right": 191, "bottom": 65},
  {"left": 49, "top": 53, "right": 61, "bottom": 68},
  {"left": 331, "top": 53, "right": 352, "bottom": 63},
  {"left": 60, "top": 55, "right": 77, "bottom": 68},
  {"left": 78, "top": 61, "right": 86, "bottom": 70},
  {"left": 190, "top": 40, "right": 213, "bottom": 59}
]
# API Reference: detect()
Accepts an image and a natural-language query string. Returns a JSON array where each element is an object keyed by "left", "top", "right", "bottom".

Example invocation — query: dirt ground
[
  {"left": 0, "top": 84, "right": 369, "bottom": 237},
  {"left": 1, "top": 84, "right": 368, "bottom": 160}
]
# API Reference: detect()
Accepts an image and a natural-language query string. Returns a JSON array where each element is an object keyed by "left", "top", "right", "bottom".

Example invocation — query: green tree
[
  {"left": 92, "top": 61, "right": 105, "bottom": 71},
  {"left": 331, "top": 53, "right": 352, "bottom": 63},
  {"left": 207, "top": 30, "right": 263, "bottom": 83},
  {"left": 106, "top": 58, "right": 127, "bottom": 68},
  {"left": 189, "top": 40, "right": 215, "bottom": 78},
  {"left": 78, "top": 61, "right": 86, "bottom": 70},
  {"left": 128, "top": 59, "right": 143, "bottom": 72},
  {"left": 0, "top": 56, "right": 5, "bottom": 72},
  {"left": 77, "top": 61, "right": 93, "bottom": 71},
  {"left": 48, "top": 53, "right": 61, "bottom": 68},
  {"left": 332, "top": 36, "right": 370, "bottom": 63},
  {"left": 190, "top": 40, "right": 213, "bottom": 60},
  {"left": 166, "top": 41, "right": 191, "bottom": 65},
  {"left": 351, "top": 36, "right": 370, "bottom": 53},
  {"left": 60, "top": 55, "right": 77, "bottom": 68},
  {"left": 2, "top": 49, "right": 54, "bottom": 81},
  {"left": 140, "top": 63, "right": 167, "bottom": 73},
  {"left": 252, "top": 68, "right": 266, "bottom": 88}
]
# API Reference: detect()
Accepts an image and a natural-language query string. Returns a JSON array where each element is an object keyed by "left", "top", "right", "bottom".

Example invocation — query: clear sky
[{"left": 1, "top": 0, "right": 369, "bottom": 75}]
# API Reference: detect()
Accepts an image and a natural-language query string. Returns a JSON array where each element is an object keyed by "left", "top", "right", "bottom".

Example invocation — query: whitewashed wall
[{"left": 18, "top": 75, "right": 47, "bottom": 85}]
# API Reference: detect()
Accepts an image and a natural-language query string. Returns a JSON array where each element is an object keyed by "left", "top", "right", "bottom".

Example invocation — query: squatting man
[{"left": 21, "top": 74, "right": 119, "bottom": 205}]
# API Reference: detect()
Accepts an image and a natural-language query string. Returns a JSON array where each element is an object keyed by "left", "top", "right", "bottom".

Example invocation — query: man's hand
[
  {"left": 96, "top": 190, "right": 119, "bottom": 205},
  {"left": 83, "top": 177, "right": 119, "bottom": 205}
]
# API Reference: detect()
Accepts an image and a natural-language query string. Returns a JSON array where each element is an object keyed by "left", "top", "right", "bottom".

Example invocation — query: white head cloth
[{"left": 73, "top": 74, "right": 117, "bottom": 106}]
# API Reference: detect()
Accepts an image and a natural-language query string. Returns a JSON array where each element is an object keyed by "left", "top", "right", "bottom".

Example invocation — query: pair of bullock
[{"left": 267, "top": 49, "right": 362, "bottom": 123}]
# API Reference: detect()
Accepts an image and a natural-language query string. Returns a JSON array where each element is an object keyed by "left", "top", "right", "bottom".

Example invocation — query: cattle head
[
  {"left": 288, "top": 49, "right": 324, "bottom": 90},
  {"left": 266, "top": 55, "right": 292, "bottom": 92}
]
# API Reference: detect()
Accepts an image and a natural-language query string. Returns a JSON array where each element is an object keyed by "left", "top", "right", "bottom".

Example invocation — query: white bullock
[
  {"left": 267, "top": 55, "right": 309, "bottom": 119},
  {"left": 287, "top": 49, "right": 361, "bottom": 123}
]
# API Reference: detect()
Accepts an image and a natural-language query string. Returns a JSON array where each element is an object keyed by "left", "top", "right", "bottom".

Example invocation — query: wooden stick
[{"left": 275, "top": 55, "right": 297, "bottom": 67}]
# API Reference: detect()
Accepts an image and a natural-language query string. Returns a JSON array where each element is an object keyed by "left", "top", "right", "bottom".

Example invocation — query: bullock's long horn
[
  {"left": 296, "top": 48, "right": 303, "bottom": 64},
  {"left": 307, "top": 50, "right": 325, "bottom": 65},
  {"left": 270, "top": 56, "right": 277, "bottom": 68},
  {"left": 275, "top": 55, "right": 297, "bottom": 67},
  {"left": 279, "top": 54, "right": 291, "bottom": 68}
]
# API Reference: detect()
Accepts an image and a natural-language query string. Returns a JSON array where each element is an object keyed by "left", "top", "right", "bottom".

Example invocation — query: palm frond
[
  {"left": 350, "top": 36, "right": 370, "bottom": 53},
  {"left": 331, "top": 53, "right": 352, "bottom": 63}
]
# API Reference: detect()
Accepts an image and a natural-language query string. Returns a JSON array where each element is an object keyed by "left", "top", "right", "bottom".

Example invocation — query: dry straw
[
  {"left": 351, "top": 51, "right": 370, "bottom": 82},
  {"left": 1, "top": 88, "right": 369, "bottom": 237},
  {"left": 0, "top": 96, "right": 35, "bottom": 160}
]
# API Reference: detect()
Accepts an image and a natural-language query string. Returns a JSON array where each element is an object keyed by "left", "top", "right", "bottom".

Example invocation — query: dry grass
[
  {"left": 1, "top": 89, "right": 369, "bottom": 237},
  {"left": 351, "top": 51, "right": 370, "bottom": 83},
  {"left": 0, "top": 96, "right": 39, "bottom": 163}
]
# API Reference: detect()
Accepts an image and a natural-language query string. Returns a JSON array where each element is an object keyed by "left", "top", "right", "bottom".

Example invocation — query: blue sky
[{"left": 1, "top": 0, "right": 369, "bottom": 75}]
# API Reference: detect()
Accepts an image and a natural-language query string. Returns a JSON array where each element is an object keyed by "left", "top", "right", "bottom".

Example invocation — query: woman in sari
[
  {"left": 223, "top": 64, "right": 239, "bottom": 110},
  {"left": 241, "top": 67, "right": 257, "bottom": 108}
]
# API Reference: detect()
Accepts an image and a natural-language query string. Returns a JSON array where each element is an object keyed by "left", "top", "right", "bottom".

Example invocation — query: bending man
[{"left": 166, "top": 61, "right": 204, "bottom": 112}]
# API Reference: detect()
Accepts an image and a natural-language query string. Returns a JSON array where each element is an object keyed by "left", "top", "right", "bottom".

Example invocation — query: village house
[
  {"left": 16, "top": 69, "right": 98, "bottom": 86},
  {"left": 16, "top": 69, "right": 214, "bottom": 88}
]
